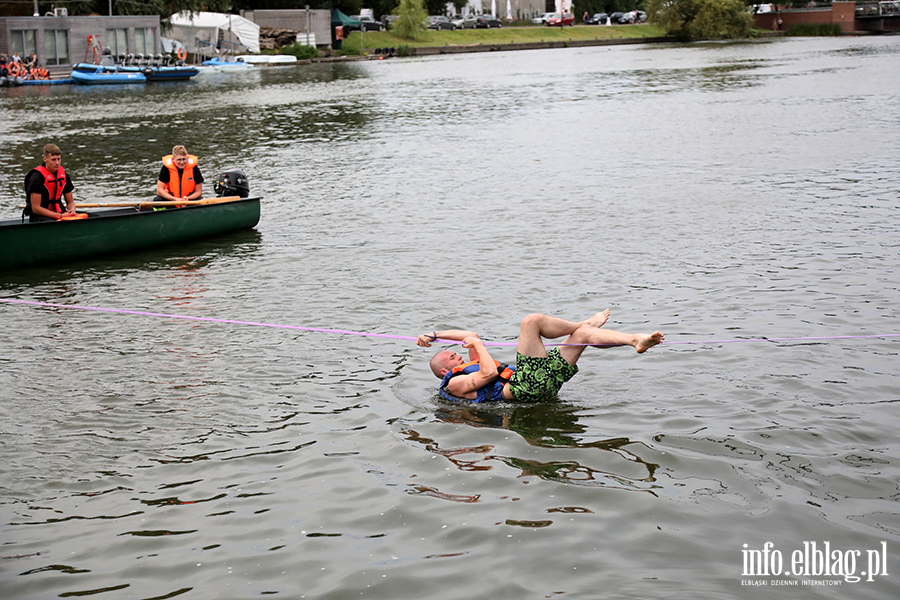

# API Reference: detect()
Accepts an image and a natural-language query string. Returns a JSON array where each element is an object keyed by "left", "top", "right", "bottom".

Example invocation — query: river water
[{"left": 1, "top": 35, "right": 899, "bottom": 599}]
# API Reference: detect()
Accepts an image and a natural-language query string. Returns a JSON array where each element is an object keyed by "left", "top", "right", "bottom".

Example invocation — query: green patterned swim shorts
[{"left": 507, "top": 347, "right": 579, "bottom": 403}]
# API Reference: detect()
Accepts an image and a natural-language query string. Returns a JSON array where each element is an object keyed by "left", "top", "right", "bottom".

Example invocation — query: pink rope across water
[{"left": 1, "top": 298, "right": 898, "bottom": 347}]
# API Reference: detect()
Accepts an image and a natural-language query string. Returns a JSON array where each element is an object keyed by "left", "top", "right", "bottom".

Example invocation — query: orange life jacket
[
  {"left": 162, "top": 154, "right": 198, "bottom": 198},
  {"left": 34, "top": 165, "right": 68, "bottom": 212},
  {"left": 23, "top": 165, "right": 67, "bottom": 217}
]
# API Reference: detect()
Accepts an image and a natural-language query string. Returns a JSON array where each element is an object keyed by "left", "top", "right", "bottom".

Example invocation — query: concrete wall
[
  {"left": 242, "top": 9, "right": 331, "bottom": 47},
  {"left": 0, "top": 15, "right": 160, "bottom": 77}
]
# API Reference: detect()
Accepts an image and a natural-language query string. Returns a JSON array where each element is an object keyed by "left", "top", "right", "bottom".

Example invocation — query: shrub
[
  {"left": 279, "top": 43, "right": 319, "bottom": 60},
  {"left": 786, "top": 23, "right": 842, "bottom": 36}
]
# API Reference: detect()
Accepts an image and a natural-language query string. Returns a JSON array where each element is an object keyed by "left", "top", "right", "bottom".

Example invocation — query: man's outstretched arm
[{"left": 416, "top": 329, "right": 479, "bottom": 348}]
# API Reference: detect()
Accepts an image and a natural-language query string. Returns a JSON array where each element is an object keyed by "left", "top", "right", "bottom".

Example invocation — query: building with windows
[{"left": 0, "top": 15, "right": 160, "bottom": 77}]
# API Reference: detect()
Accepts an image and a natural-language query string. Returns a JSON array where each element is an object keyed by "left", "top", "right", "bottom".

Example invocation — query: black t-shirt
[
  {"left": 25, "top": 167, "right": 75, "bottom": 211},
  {"left": 158, "top": 165, "right": 204, "bottom": 185}
]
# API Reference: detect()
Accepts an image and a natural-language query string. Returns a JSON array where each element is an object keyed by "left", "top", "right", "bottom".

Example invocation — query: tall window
[
  {"left": 106, "top": 28, "right": 127, "bottom": 56},
  {"left": 10, "top": 30, "right": 37, "bottom": 59},
  {"left": 134, "top": 28, "right": 156, "bottom": 56},
  {"left": 43, "top": 30, "right": 69, "bottom": 66}
]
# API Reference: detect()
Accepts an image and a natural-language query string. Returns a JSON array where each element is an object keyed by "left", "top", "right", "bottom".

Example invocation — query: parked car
[
  {"left": 348, "top": 15, "right": 384, "bottom": 31},
  {"left": 532, "top": 12, "right": 553, "bottom": 24},
  {"left": 476, "top": 14, "right": 502, "bottom": 28},
  {"left": 452, "top": 14, "right": 479, "bottom": 29},
  {"left": 382, "top": 15, "right": 400, "bottom": 30},
  {"left": 546, "top": 13, "right": 575, "bottom": 26},
  {"left": 618, "top": 10, "right": 647, "bottom": 24},
  {"left": 585, "top": 12, "right": 609, "bottom": 24},
  {"left": 608, "top": 11, "right": 625, "bottom": 23},
  {"left": 426, "top": 15, "right": 456, "bottom": 30}
]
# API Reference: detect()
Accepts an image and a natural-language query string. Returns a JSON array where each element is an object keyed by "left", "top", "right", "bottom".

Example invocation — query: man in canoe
[
  {"left": 24, "top": 144, "right": 77, "bottom": 222},
  {"left": 156, "top": 145, "right": 204, "bottom": 203},
  {"left": 418, "top": 311, "right": 664, "bottom": 403}
]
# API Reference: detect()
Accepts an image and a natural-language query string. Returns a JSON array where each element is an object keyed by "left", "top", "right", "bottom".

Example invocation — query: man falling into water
[{"left": 418, "top": 311, "right": 664, "bottom": 403}]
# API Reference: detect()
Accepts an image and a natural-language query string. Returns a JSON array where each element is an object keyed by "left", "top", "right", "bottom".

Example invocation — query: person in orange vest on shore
[
  {"left": 156, "top": 145, "right": 203, "bottom": 203},
  {"left": 24, "top": 143, "right": 78, "bottom": 222}
]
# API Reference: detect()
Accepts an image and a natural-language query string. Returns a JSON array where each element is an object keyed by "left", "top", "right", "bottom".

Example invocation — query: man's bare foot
[
  {"left": 635, "top": 331, "right": 664, "bottom": 353},
  {"left": 585, "top": 309, "right": 610, "bottom": 329}
]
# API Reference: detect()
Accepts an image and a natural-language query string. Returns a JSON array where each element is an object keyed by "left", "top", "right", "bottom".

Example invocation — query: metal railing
[{"left": 856, "top": 1, "right": 900, "bottom": 16}]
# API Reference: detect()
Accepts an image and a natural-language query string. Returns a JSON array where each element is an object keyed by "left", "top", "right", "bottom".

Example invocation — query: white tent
[{"left": 168, "top": 11, "right": 261, "bottom": 55}]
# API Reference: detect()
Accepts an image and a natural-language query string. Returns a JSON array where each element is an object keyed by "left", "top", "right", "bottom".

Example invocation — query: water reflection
[
  {"left": 403, "top": 402, "right": 661, "bottom": 493},
  {"left": 0, "top": 229, "right": 261, "bottom": 286}
]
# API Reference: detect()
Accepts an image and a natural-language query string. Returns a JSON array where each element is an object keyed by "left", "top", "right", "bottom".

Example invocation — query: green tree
[
  {"left": 647, "top": 0, "right": 752, "bottom": 40},
  {"left": 448, "top": 0, "right": 467, "bottom": 16},
  {"left": 115, "top": 0, "right": 230, "bottom": 20},
  {"left": 393, "top": 0, "right": 426, "bottom": 39},
  {"left": 13, "top": 0, "right": 232, "bottom": 21},
  {"left": 425, "top": 0, "right": 451, "bottom": 16},
  {"left": 229, "top": 0, "right": 363, "bottom": 18}
]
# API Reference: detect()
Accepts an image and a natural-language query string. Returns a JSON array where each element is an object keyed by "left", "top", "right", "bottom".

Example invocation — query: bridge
[
  {"left": 856, "top": 0, "right": 900, "bottom": 32},
  {"left": 855, "top": 1, "right": 900, "bottom": 31}
]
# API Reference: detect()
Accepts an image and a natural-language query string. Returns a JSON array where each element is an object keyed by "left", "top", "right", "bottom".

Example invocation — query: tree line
[{"left": 2, "top": 0, "right": 762, "bottom": 41}]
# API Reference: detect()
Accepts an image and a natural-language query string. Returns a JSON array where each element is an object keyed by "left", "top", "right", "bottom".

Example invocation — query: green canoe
[{"left": 0, "top": 197, "right": 261, "bottom": 270}]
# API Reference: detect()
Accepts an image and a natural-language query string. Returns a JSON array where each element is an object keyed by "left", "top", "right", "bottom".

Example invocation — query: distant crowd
[{"left": 0, "top": 52, "right": 50, "bottom": 81}]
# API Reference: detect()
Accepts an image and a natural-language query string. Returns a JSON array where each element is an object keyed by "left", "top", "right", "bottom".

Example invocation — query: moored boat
[
  {"left": 71, "top": 62, "right": 199, "bottom": 82},
  {"left": 22, "top": 78, "right": 74, "bottom": 86},
  {"left": 1, "top": 196, "right": 261, "bottom": 270},
  {"left": 145, "top": 66, "right": 199, "bottom": 81},
  {"left": 199, "top": 57, "right": 254, "bottom": 72},
  {"left": 235, "top": 54, "right": 297, "bottom": 65},
  {"left": 71, "top": 67, "right": 146, "bottom": 85}
]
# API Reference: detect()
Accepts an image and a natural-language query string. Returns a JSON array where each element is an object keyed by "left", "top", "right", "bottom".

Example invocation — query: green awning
[{"left": 331, "top": 9, "right": 363, "bottom": 27}]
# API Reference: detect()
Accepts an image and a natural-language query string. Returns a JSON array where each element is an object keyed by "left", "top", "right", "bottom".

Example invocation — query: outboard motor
[
  {"left": 214, "top": 168, "right": 250, "bottom": 198},
  {"left": 101, "top": 47, "right": 115, "bottom": 67}
]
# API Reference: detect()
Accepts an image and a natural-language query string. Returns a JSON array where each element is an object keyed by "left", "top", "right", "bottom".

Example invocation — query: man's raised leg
[
  {"left": 557, "top": 325, "right": 663, "bottom": 365},
  {"left": 516, "top": 311, "right": 613, "bottom": 359},
  {"left": 516, "top": 313, "right": 581, "bottom": 359}
]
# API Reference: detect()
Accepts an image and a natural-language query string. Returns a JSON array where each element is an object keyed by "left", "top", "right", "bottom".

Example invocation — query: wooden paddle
[
  {"left": 18, "top": 196, "right": 242, "bottom": 210},
  {"left": 74, "top": 196, "right": 241, "bottom": 208}
]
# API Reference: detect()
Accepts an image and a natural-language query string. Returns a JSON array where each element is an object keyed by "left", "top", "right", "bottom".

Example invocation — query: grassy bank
[{"left": 338, "top": 24, "right": 668, "bottom": 54}]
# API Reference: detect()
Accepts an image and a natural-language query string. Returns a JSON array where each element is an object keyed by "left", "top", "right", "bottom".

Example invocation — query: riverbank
[{"left": 337, "top": 23, "right": 672, "bottom": 55}]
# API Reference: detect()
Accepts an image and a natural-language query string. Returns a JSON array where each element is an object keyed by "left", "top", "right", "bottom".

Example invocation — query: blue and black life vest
[{"left": 439, "top": 359, "right": 514, "bottom": 403}]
